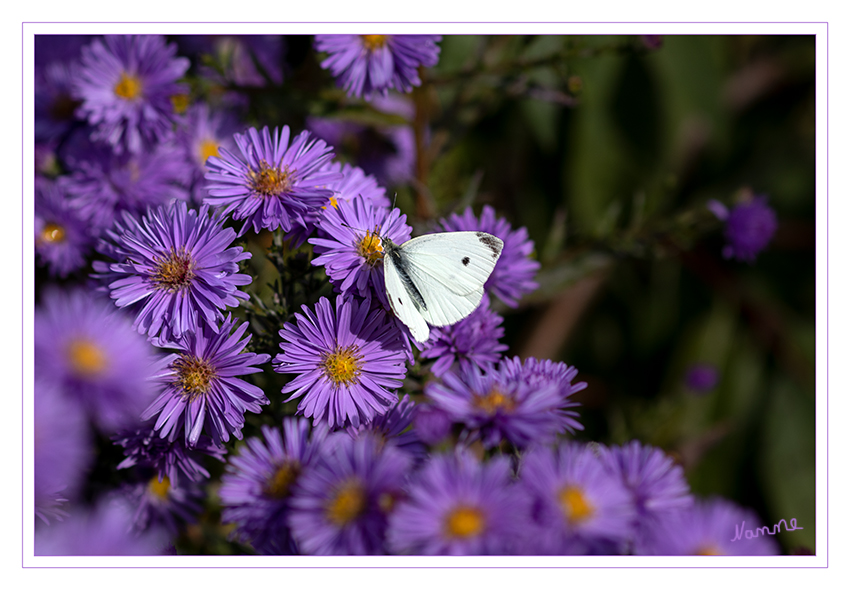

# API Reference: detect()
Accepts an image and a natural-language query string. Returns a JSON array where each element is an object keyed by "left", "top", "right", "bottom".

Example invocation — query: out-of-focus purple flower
[
  {"left": 35, "top": 61, "right": 81, "bottom": 142},
  {"left": 412, "top": 404, "right": 454, "bottom": 446},
  {"left": 684, "top": 363, "right": 720, "bottom": 394},
  {"left": 35, "top": 179, "right": 92, "bottom": 278},
  {"left": 142, "top": 315, "right": 270, "bottom": 447},
  {"left": 640, "top": 35, "right": 664, "bottom": 50},
  {"left": 177, "top": 103, "right": 240, "bottom": 204},
  {"left": 600, "top": 441, "right": 692, "bottom": 541},
  {"left": 204, "top": 125, "right": 340, "bottom": 236},
  {"left": 63, "top": 138, "right": 191, "bottom": 232},
  {"left": 387, "top": 450, "right": 523, "bottom": 555},
  {"left": 289, "top": 161, "right": 390, "bottom": 247},
  {"left": 420, "top": 294, "right": 508, "bottom": 377},
  {"left": 307, "top": 94, "right": 416, "bottom": 187},
  {"left": 315, "top": 35, "right": 441, "bottom": 98},
  {"left": 274, "top": 296, "right": 408, "bottom": 429},
  {"left": 34, "top": 288, "right": 160, "bottom": 431},
  {"left": 73, "top": 35, "right": 189, "bottom": 154},
  {"left": 35, "top": 35, "right": 93, "bottom": 67},
  {"left": 310, "top": 198, "right": 411, "bottom": 303},
  {"left": 220, "top": 418, "right": 329, "bottom": 555},
  {"left": 93, "top": 202, "right": 252, "bottom": 345},
  {"left": 709, "top": 194, "right": 778, "bottom": 262},
  {"left": 35, "top": 498, "right": 169, "bottom": 555},
  {"left": 114, "top": 425, "right": 227, "bottom": 486},
  {"left": 121, "top": 475, "right": 204, "bottom": 534},
  {"left": 440, "top": 205, "right": 540, "bottom": 307},
  {"left": 34, "top": 379, "right": 92, "bottom": 525},
  {"left": 288, "top": 432, "right": 411, "bottom": 555},
  {"left": 425, "top": 363, "right": 568, "bottom": 450},
  {"left": 498, "top": 356, "right": 586, "bottom": 434},
  {"left": 348, "top": 394, "right": 426, "bottom": 460},
  {"left": 179, "top": 35, "right": 284, "bottom": 87},
  {"left": 517, "top": 442, "right": 635, "bottom": 554},
  {"left": 635, "top": 497, "right": 781, "bottom": 555}
]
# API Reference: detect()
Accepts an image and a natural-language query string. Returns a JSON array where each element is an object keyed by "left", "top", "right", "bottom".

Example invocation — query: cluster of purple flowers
[{"left": 32, "top": 34, "right": 783, "bottom": 558}]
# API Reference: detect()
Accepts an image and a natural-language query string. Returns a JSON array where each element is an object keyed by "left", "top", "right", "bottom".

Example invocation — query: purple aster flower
[
  {"left": 684, "top": 362, "right": 720, "bottom": 394},
  {"left": 440, "top": 205, "right": 540, "bottom": 307},
  {"left": 425, "top": 363, "right": 567, "bottom": 449},
  {"left": 315, "top": 35, "right": 441, "bottom": 99},
  {"left": 412, "top": 404, "right": 454, "bottom": 446},
  {"left": 114, "top": 425, "right": 226, "bottom": 486},
  {"left": 93, "top": 201, "right": 252, "bottom": 344},
  {"left": 310, "top": 198, "right": 411, "bottom": 304},
  {"left": 420, "top": 294, "right": 508, "bottom": 377},
  {"left": 34, "top": 288, "right": 160, "bottom": 431},
  {"left": 35, "top": 498, "right": 169, "bottom": 556},
  {"left": 600, "top": 441, "right": 692, "bottom": 541},
  {"left": 288, "top": 432, "right": 411, "bottom": 555},
  {"left": 63, "top": 137, "right": 191, "bottom": 233},
  {"left": 709, "top": 194, "right": 778, "bottom": 262},
  {"left": 498, "top": 356, "right": 586, "bottom": 434},
  {"left": 177, "top": 103, "right": 240, "bottom": 205},
  {"left": 307, "top": 94, "right": 416, "bottom": 187},
  {"left": 204, "top": 125, "right": 340, "bottom": 236},
  {"left": 35, "top": 179, "right": 92, "bottom": 278},
  {"left": 289, "top": 161, "right": 390, "bottom": 247},
  {"left": 34, "top": 379, "right": 92, "bottom": 525},
  {"left": 121, "top": 475, "right": 205, "bottom": 534},
  {"left": 387, "top": 450, "right": 523, "bottom": 555},
  {"left": 220, "top": 417, "right": 329, "bottom": 554},
  {"left": 517, "top": 442, "right": 636, "bottom": 554},
  {"left": 73, "top": 35, "right": 189, "bottom": 154},
  {"left": 35, "top": 61, "right": 81, "bottom": 142},
  {"left": 635, "top": 497, "right": 780, "bottom": 555},
  {"left": 348, "top": 394, "right": 427, "bottom": 460},
  {"left": 274, "top": 296, "right": 408, "bottom": 429},
  {"left": 142, "top": 315, "right": 270, "bottom": 447}
]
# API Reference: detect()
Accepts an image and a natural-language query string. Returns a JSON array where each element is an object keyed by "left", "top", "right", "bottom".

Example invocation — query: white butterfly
[{"left": 380, "top": 231, "right": 504, "bottom": 343}]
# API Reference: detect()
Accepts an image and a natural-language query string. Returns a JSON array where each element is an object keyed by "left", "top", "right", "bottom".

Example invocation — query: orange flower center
[
  {"left": 361, "top": 35, "right": 389, "bottom": 51},
  {"left": 325, "top": 478, "right": 367, "bottom": 525},
  {"left": 444, "top": 506, "right": 485, "bottom": 539}
]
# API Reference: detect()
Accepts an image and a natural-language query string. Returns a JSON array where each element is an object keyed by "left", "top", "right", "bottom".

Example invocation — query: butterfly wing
[
  {"left": 399, "top": 231, "right": 504, "bottom": 296},
  {"left": 382, "top": 250, "right": 430, "bottom": 343}
]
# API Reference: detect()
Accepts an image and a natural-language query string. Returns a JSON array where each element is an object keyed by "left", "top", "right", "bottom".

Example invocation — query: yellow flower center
[
  {"left": 249, "top": 161, "right": 292, "bottom": 197},
  {"left": 148, "top": 476, "right": 171, "bottom": 500},
  {"left": 40, "top": 222, "right": 66, "bottom": 244},
  {"left": 172, "top": 354, "right": 217, "bottom": 400},
  {"left": 558, "top": 485, "right": 595, "bottom": 524},
  {"left": 444, "top": 506, "right": 485, "bottom": 539},
  {"left": 170, "top": 93, "right": 190, "bottom": 114},
  {"left": 114, "top": 72, "right": 143, "bottom": 100},
  {"left": 263, "top": 460, "right": 301, "bottom": 499},
  {"left": 695, "top": 544, "right": 724, "bottom": 556},
  {"left": 361, "top": 35, "right": 389, "bottom": 51},
  {"left": 152, "top": 247, "right": 196, "bottom": 292},
  {"left": 472, "top": 388, "right": 515, "bottom": 415},
  {"left": 198, "top": 138, "right": 220, "bottom": 166},
  {"left": 66, "top": 338, "right": 108, "bottom": 377},
  {"left": 321, "top": 345, "right": 363, "bottom": 387},
  {"left": 324, "top": 196, "right": 339, "bottom": 209},
  {"left": 325, "top": 478, "right": 367, "bottom": 525},
  {"left": 358, "top": 231, "right": 384, "bottom": 266}
]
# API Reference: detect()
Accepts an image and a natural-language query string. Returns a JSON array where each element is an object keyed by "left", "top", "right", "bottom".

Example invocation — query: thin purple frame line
[
  {"left": 21, "top": 20, "right": 829, "bottom": 23},
  {"left": 20, "top": 20, "right": 24, "bottom": 570},
  {"left": 825, "top": 21, "right": 829, "bottom": 569},
  {"left": 23, "top": 28, "right": 824, "bottom": 567}
]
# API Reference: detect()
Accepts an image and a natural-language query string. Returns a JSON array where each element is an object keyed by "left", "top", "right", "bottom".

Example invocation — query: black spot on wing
[
  {"left": 476, "top": 232, "right": 502, "bottom": 258},
  {"left": 397, "top": 297, "right": 403, "bottom": 305},
  {"left": 462, "top": 256, "right": 470, "bottom": 266}
]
